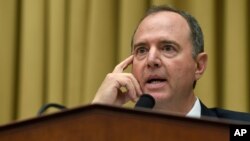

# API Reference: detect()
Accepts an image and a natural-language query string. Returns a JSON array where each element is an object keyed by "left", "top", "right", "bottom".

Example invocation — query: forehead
[{"left": 133, "top": 11, "right": 191, "bottom": 45}]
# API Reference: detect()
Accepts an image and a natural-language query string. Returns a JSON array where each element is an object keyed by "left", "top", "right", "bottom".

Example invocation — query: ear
[{"left": 195, "top": 52, "right": 208, "bottom": 80}]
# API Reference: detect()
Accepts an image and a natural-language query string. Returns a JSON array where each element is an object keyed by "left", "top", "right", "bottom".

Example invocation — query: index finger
[{"left": 113, "top": 55, "right": 134, "bottom": 73}]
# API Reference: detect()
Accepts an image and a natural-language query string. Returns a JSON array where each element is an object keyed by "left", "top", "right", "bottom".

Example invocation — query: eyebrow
[
  {"left": 133, "top": 42, "right": 147, "bottom": 50},
  {"left": 132, "top": 39, "right": 181, "bottom": 50},
  {"left": 160, "top": 40, "right": 180, "bottom": 46}
]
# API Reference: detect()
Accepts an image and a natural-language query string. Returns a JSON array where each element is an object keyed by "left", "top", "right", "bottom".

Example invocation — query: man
[{"left": 92, "top": 6, "right": 250, "bottom": 122}]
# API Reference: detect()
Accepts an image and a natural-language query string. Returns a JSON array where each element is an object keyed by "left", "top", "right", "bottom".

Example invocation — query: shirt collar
[{"left": 186, "top": 97, "right": 201, "bottom": 118}]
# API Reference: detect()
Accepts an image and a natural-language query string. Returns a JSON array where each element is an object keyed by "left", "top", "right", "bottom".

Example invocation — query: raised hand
[{"left": 92, "top": 55, "right": 142, "bottom": 106}]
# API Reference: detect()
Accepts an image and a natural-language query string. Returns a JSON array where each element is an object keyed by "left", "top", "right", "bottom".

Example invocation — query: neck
[{"left": 153, "top": 93, "right": 196, "bottom": 116}]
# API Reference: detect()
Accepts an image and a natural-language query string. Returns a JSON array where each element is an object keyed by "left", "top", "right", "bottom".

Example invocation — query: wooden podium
[{"left": 0, "top": 104, "right": 238, "bottom": 141}]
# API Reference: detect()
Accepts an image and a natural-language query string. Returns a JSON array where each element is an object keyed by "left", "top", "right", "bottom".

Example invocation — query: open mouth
[
  {"left": 144, "top": 77, "right": 167, "bottom": 90},
  {"left": 146, "top": 78, "right": 167, "bottom": 84}
]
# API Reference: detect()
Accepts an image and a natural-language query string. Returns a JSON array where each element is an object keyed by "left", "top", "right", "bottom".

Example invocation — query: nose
[{"left": 147, "top": 47, "right": 161, "bottom": 68}]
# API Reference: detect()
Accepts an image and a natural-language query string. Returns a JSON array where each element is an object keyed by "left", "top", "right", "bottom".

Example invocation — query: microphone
[
  {"left": 37, "top": 103, "right": 67, "bottom": 116},
  {"left": 135, "top": 94, "right": 155, "bottom": 109}
]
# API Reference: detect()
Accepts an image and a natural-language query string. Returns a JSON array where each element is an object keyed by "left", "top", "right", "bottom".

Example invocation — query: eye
[
  {"left": 161, "top": 44, "right": 178, "bottom": 57},
  {"left": 135, "top": 46, "right": 148, "bottom": 55},
  {"left": 162, "top": 45, "right": 175, "bottom": 52}
]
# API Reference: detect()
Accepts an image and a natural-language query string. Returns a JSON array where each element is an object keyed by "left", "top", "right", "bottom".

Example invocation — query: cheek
[
  {"left": 132, "top": 61, "right": 142, "bottom": 80},
  {"left": 168, "top": 58, "right": 196, "bottom": 79},
  {"left": 174, "top": 61, "right": 196, "bottom": 81},
  {"left": 132, "top": 62, "right": 138, "bottom": 77}
]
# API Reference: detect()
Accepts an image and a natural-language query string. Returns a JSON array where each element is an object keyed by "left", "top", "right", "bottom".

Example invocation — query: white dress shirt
[{"left": 186, "top": 97, "right": 201, "bottom": 118}]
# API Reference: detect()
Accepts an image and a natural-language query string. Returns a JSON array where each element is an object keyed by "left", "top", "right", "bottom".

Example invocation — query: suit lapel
[{"left": 200, "top": 101, "right": 218, "bottom": 118}]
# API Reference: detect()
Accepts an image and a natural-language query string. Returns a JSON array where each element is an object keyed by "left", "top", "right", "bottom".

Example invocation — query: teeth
[
  {"left": 151, "top": 81, "right": 162, "bottom": 83},
  {"left": 148, "top": 79, "right": 165, "bottom": 83}
]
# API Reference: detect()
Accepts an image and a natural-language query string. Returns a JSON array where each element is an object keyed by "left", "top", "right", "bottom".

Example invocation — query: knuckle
[
  {"left": 106, "top": 73, "right": 115, "bottom": 80},
  {"left": 124, "top": 73, "right": 132, "bottom": 79},
  {"left": 124, "top": 76, "right": 132, "bottom": 83},
  {"left": 113, "top": 65, "right": 121, "bottom": 72}
]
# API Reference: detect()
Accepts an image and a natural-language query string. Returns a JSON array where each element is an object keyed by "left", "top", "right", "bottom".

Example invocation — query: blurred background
[{"left": 0, "top": 0, "right": 249, "bottom": 125}]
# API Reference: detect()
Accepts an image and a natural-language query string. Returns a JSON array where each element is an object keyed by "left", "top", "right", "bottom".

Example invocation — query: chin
[{"left": 147, "top": 92, "right": 172, "bottom": 102}]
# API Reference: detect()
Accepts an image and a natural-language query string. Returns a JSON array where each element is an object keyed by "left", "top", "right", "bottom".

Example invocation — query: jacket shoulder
[
  {"left": 210, "top": 108, "right": 250, "bottom": 122},
  {"left": 200, "top": 101, "right": 250, "bottom": 122}
]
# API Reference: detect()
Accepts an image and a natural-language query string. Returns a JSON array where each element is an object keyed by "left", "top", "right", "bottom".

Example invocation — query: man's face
[{"left": 132, "top": 12, "right": 198, "bottom": 109}]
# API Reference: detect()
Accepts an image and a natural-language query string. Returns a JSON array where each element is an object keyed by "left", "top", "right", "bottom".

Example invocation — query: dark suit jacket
[{"left": 200, "top": 102, "right": 250, "bottom": 123}]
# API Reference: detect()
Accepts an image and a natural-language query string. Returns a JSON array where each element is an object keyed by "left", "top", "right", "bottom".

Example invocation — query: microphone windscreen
[{"left": 135, "top": 94, "right": 155, "bottom": 109}]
